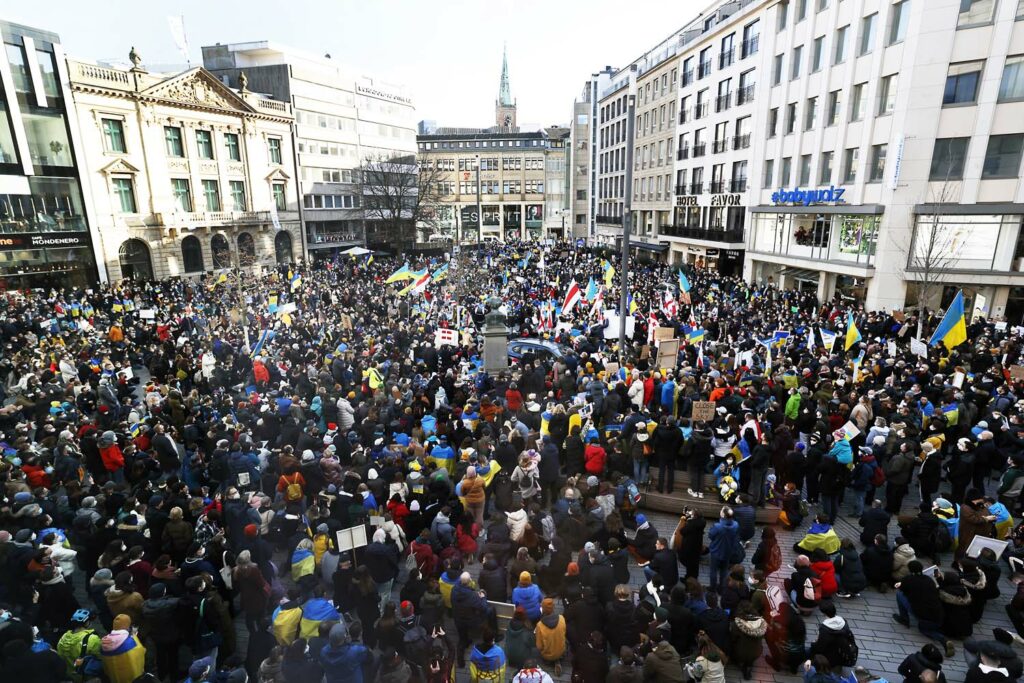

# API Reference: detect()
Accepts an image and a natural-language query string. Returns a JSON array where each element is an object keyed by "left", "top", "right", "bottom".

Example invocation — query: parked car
[{"left": 508, "top": 338, "right": 574, "bottom": 362}]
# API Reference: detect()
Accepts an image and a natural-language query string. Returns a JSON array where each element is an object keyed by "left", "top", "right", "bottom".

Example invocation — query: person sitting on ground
[{"left": 794, "top": 514, "right": 841, "bottom": 556}]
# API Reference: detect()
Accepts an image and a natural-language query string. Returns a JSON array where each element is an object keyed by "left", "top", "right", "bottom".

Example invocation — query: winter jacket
[
  {"left": 730, "top": 615, "right": 768, "bottom": 667},
  {"left": 100, "top": 630, "right": 146, "bottom": 683},
  {"left": 809, "top": 616, "right": 856, "bottom": 669},
  {"left": 319, "top": 641, "right": 370, "bottom": 683},
  {"left": 564, "top": 594, "right": 605, "bottom": 650},
  {"left": 834, "top": 546, "right": 867, "bottom": 595},
  {"left": 939, "top": 581, "right": 973, "bottom": 639},
  {"left": 504, "top": 619, "right": 539, "bottom": 669},
  {"left": 642, "top": 641, "right": 685, "bottom": 683},
  {"left": 478, "top": 558, "right": 509, "bottom": 602},
  {"left": 512, "top": 583, "right": 544, "bottom": 623},
  {"left": 892, "top": 544, "right": 917, "bottom": 580},
  {"left": 604, "top": 599, "right": 639, "bottom": 652},
  {"left": 534, "top": 613, "right": 566, "bottom": 662},
  {"left": 104, "top": 587, "right": 143, "bottom": 627},
  {"left": 898, "top": 573, "right": 944, "bottom": 623},
  {"left": 810, "top": 560, "right": 838, "bottom": 598},
  {"left": 707, "top": 518, "right": 739, "bottom": 562},
  {"left": 140, "top": 595, "right": 180, "bottom": 644}
]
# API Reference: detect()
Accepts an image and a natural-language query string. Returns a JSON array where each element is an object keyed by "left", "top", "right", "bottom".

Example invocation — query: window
[
  {"left": 843, "top": 147, "right": 860, "bottom": 182},
  {"left": 799, "top": 154, "right": 812, "bottom": 185},
  {"left": 268, "top": 137, "right": 283, "bottom": 164},
  {"left": 812, "top": 36, "right": 825, "bottom": 72},
  {"left": 958, "top": 0, "right": 997, "bottom": 27},
  {"left": 112, "top": 178, "right": 136, "bottom": 213},
  {"left": 878, "top": 74, "right": 898, "bottom": 115},
  {"left": 796, "top": 0, "right": 808, "bottom": 22},
  {"left": 791, "top": 45, "right": 804, "bottom": 80},
  {"left": 818, "top": 0, "right": 829, "bottom": 11},
  {"left": 720, "top": 33, "right": 735, "bottom": 68},
  {"left": 785, "top": 102, "right": 797, "bottom": 134},
  {"left": 869, "top": 144, "right": 887, "bottom": 181},
  {"left": 820, "top": 151, "right": 834, "bottom": 183},
  {"left": 834, "top": 25, "right": 849, "bottom": 64},
  {"left": 683, "top": 57, "right": 694, "bottom": 85},
  {"left": 742, "top": 20, "right": 761, "bottom": 58},
  {"left": 699, "top": 47, "right": 713, "bottom": 78},
  {"left": 850, "top": 83, "right": 867, "bottom": 121},
  {"left": 196, "top": 130, "right": 214, "bottom": 159},
  {"left": 480, "top": 157, "right": 498, "bottom": 171},
  {"left": 23, "top": 111, "right": 72, "bottom": 167},
  {"left": 827, "top": 90, "right": 842, "bottom": 125},
  {"left": 102, "top": 119, "right": 126, "bottom": 153},
  {"left": 35, "top": 50, "right": 58, "bottom": 99},
  {"left": 777, "top": 1, "right": 789, "bottom": 30},
  {"left": 781, "top": 157, "right": 793, "bottom": 185},
  {"left": 5, "top": 44, "right": 29, "bottom": 93},
  {"left": 225, "top": 133, "right": 240, "bottom": 161},
  {"left": 999, "top": 55, "right": 1024, "bottom": 101},
  {"left": 889, "top": 1, "right": 910, "bottom": 44},
  {"left": 181, "top": 236, "right": 203, "bottom": 273},
  {"left": 228, "top": 180, "right": 246, "bottom": 211},
  {"left": 929, "top": 137, "right": 969, "bottom": 179},
  {"left": 202, "top": 179, "right": 221, "bottom": 212},
  {"left": 171, "top": 179, "right": 192, "bottom": 212},
  {"left": 164, "top": 126, "right": 184, "bottom": 157},
  {"left": 1019, "top": 0, "right": 1024, "bottom": 19},
  {"left": 945, "top": 61, "right": 983, "bottom": 105},
  {"left": 773, "top": 54, "right": 784, "bottom": 85},
  {"left": 738, "top": 69, "right": 756, "bottom": 104},
  {"left": 805, "top": 97, "right": 818, "bottom": 130},
  {"left": 983, "top": 134, "right": 1024, "bottom": 178},
  {"left": 768, "top": 107, "right": 779, "bottom": 137},
  {"left": 763, "top": 159, "right": 775, "bottom": 188},
  {"left": 859, "top": 14, "right": 877, "bottom": 56}
]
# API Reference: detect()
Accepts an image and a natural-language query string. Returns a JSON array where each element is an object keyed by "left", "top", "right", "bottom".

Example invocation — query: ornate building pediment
[
  {"left": 100, "top": 158, "right": 141, "bottom": 175},
  {"left": 140, "top": 68, "right": 254, "bottom": 114},
  {"left": 264, "top": 168, "right": 291, "bottom": 182}
]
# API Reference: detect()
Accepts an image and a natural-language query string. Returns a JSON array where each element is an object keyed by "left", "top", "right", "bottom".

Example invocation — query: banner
[{"left": 435, "top": 328, "right": 458, "bottom": 347}]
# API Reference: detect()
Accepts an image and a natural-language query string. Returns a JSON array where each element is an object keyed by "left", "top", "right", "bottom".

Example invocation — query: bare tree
[
  {"left": 900, "top": 179, "right": 960, "bottom": 337},
  {"left": 360, "top": 153, "right": 445, "bottom": 253}
]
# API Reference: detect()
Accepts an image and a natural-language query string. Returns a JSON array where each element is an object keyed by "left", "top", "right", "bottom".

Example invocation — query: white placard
[
  {"left": 602, "top": 309, "right": 636, "bottom": 340},
  {"left": 966, "top": 535, "right": 1009, "bottom": 560},
  {"left": 336, "top": 524, "right": 369, "bottom": 553},
  {"left": 910, "top": 337, "right": 928, "bottom": 358},
  {"left": 435, "top": 328, "right": 459, "bottom": 347},
  {"left": 887, "top": 341, "right": 897, "bottom": 357},
  {"left": 841, "top": 421, "right": 861, "bottom": 441},
  {"left": 368, "top": 515, "right": 385, "bottom": 527},
  {"left": 995, "top": 321, "right": 1008, "bottom": 331},
  {"left": 138, "top": 309, "right": 156, "bottom": 320},
  {"left": 278, "top": 302, "right": 297, "bottom": 315},
  {"left": 952, "top": 371, "right": 965, "bottom": 388}
]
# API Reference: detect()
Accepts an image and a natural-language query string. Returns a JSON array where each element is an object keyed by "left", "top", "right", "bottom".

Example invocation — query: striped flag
[
  {"left": 561, "top": 279, "right": 582, "bottom": 313},
  {"left": 250, "top": 329, "right": 275, "bottom": 358}
]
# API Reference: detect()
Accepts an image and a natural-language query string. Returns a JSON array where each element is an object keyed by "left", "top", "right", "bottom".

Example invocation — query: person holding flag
[
  {"left": 845, "top": 311, "right": 862, "bottom": 351},
  {"left": 928, "top": 289, "right": 967, "bottom": 351}
]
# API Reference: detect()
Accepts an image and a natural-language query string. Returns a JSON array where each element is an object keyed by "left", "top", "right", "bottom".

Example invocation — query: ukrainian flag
[
  {"left": 845, "top": 312, "right": 862, "bottom": 351},
  {"left": 386, "top": 264, "right": 414, "bottom": 283},
  {"left": 628, "top": 293, "right": 638, "bottom": 315},
  {"left": 129, "top": 423, "right": 142, "bottom": 439},
  {"left": 431, "top": 263, "right": 449, "bottom": 282},
  {"left": 299, "top": 598, "right": 341, "bottom": 639},
  {"left": 268, "top": 295, "right": 278, "bottom": 314},
  {"left": 439, "top": 569, "right": 460, "bottom": 608},
  {"left": 687, "top": 327, "right": 705, "bottom": 343},
  {"left": 678, "top": 270, "right": 691, "bottom": 293},
  {"left": 604, "top": 264, "right": 615, "bottom": 288},
  {"left": 290, "top": 272, "right": 302, "bottom": 291},
  {"left": 290, "top": 547, "right": 315, "bottom": 582},
  {"left": 426, "top": 442, "right": 456, "bottom": 474},
  {"left": 928, "top": 290, "right": 967, "bottom": 350}
]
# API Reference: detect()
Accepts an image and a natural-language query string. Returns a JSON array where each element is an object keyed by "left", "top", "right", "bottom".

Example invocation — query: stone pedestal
[{"left": 483, "top": 322, "right": 509, "bottom": 374}]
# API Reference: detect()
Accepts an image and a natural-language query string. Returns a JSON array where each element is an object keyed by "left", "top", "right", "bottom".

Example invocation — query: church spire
[{"left": 498, "top": 43, "right": 513, "bottom": 107}]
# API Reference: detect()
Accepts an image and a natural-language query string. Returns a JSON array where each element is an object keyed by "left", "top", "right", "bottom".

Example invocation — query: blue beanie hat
[{"left": 635, "top": 513, "right": 647, "bottom": 525}]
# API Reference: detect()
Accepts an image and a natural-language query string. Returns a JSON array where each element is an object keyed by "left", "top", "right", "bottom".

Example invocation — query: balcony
[
  {"left": 659, "top": 225, "right": 745, "bottom": 243},
  {"left": 730, "top": 179, "right": 748, "bottom": 192},
  {"left": 692, "top": 143, "right": 707, "bottom": 158},
  {"left": 698, "top": 61, "right": 712, "bottom": 79},
  {"left": 155, "top": 210, "right": 273, "bottom": 228},
  {"left": 737, "top": 84, "right": 756, "bottom": 105},
  {"left": 679, "top": 108, "right": 690, "bottom": 124},
  {"left": 682, "top": 70, "right": 694, "bottom": 86},
  {"left": 716, "top": 93, "right": 732, "bottom": 112},
  {"left": 741, "top": 36, "right": 760, "bottom": 59},
  {"left": 732, "top": 133, "right": 751, "bottom": 150},
  {"left": 719, "top": 48, "right": 735, "bottom": 69},
  {"left": 694, "top": 103, "right": 709, "bottom": 119},
  {"left": 709, "top": 181, "right": 725, "bottom": 194},
  {"left": 712, "top": 139, "right": 727, "bottom": 154},
  {"left": 596, "top": 215, "right": 623, "bottom": 225},
  {"left": 689, "top": 183, "right": 705, "bottom": 195},
  {"left": 675, "top": 184, "right": 688, "bottom": 195},
  {"left": 677, "top": 147, "right": 690, "bottom": 160}
]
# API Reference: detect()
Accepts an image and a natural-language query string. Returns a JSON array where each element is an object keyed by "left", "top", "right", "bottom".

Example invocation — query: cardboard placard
[
  {"left": 640, "top": 345, "right": 650, "bottom": 359},
  {"left": 952, "top": 371, "right": 965, "bottom": 388},
  {"left": 435, "top": 328, "right": 458, "bottom": 347},
  {"left": 841, "top": 421, "right": 861, "bottom": 441},
  {"left": 910, "top": 337, "right": 928, "bottom": 358},
  {"left": 604, "top": 362, "right": 620, "bottom": 378},
  {"left": 1011, "top": 365, "right": 1024, "bottom": 381},
  {"left": 657, "top": 338, "right": 680, "bottom": 371},
  {"left": 138, "top": 309, "right": 156, "bottom": 320},
  {"left": 692, "top": 401, "right": 717, "bottom": 422},
  {"left": 336, "top": 524, "right": 368, "bottom": 553},
  {"left": 369, "top": 515, "right": 385, "bottom": 527},
  {"left": 654, "top": 326, "right": 675, "bottom": 342},
  {"left": 966, "top": 535, "right": 1009, "bottom": 560}
]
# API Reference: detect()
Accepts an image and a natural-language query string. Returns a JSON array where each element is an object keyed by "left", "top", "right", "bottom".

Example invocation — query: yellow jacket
[{"left": 534, "top": 614, "right": 566, "bottom": 662}]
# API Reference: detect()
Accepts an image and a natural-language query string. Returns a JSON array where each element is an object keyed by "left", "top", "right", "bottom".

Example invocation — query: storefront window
[
  {"left": 751, "top": 211, "right": 878, "bottom": 265},
  {"left": 0, "top": 177, "right": 86, "bottom": 233},
  {"left": 793, "top": 214, "right": 831, "bottom": 247},
  {"left": 837, "top": 216, "right": 878, "bottom": 257},
  {"left": 912, "top": 214, "right": 1009, "bottom": 271},
  {"left": 22, "top": 110, "right": 72, "bottom": 168}
]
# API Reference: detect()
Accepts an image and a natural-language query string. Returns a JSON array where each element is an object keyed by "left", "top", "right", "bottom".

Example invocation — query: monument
[{"left": 482, "top": 295, "right": 509, "bottom": 374}]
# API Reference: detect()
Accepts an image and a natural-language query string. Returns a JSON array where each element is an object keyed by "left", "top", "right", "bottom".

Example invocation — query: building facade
[
  {"left": 569, "top": 68, "right": 615, "bottom": 243},
  {"left": 202, "top": 42, "right": 417, "bottom": 257},
  {"left": 67, "top": 51, "right": 300, "bottom": 280},
  {"left": 633, "top": 52, "right": 680, "bottom": 254},
  {"left": 0, "top": 22, "right": 101, "bottom": 290}
]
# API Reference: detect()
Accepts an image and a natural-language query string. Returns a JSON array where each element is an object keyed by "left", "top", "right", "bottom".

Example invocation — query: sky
[{"left": 4, "top": 0, "right": 705, "bottom": 129}]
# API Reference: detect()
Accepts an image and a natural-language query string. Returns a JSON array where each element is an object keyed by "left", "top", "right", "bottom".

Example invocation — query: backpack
[
  {"left": 283, "top": 474, "right": 303, "bottom": 502},
  {"left": 931, "top": 523, "right": 953, "bottom": 553},
  {"left": 75, "top": 632, "right": 103, "bottom": 678},
  {"left": 402, "top": 624, "right": 431, "bottom": 666},
  {"left": 837, "top": 634, "right": 859, "bottom": 667},
  {"left": 869, "top": 464, "right": 886, "bottom": 487},
  {"left": 803, "top": 576, "right": 822, "bottom": 603}
]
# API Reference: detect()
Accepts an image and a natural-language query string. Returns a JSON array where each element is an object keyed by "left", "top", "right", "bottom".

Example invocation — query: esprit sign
[{"left": 771, "top": 186, "right": 846, "bottom": 206}]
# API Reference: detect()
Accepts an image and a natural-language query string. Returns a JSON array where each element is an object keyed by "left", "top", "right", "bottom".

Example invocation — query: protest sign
[{"left": 692, "top": 401, "right": 717, "bottom": 422}]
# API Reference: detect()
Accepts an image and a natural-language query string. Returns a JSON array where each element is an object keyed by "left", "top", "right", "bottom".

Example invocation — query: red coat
[
  {"left": 505, "top": 389, "right": 524, "bottom": 413},
  {"left": 410, "top": 540, "right": 437, "bottom": 578},
  {"left": 253, "top": 361, "right": 270, "bottom": 385},
  {"left": 810, "top": 559, "right": 838, "bottom": 598},
  {"left": 99, "top": 444, "right": 125, "bottom": 472},
  {"left": 21, "top": 464, "right": 51, "bottom": 489},
  {"left": 584, "top": 444, "right": 607, "bottom": 475}
]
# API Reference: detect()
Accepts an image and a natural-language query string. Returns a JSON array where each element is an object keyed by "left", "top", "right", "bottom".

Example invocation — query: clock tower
[{"left": 495, "top": 45, "right": 517, "bottom": 131}]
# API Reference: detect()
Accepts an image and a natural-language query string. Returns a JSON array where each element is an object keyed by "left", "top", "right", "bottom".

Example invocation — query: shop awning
[
  {"left": 779, "top": 267, "right": 820, "bottom": 283},
  {"left": 629, "top": 241, "right": 668, "bottom": 253}
]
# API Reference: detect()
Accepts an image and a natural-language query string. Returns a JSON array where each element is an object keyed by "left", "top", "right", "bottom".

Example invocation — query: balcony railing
[
  {"left": 730, "top": 179, "right": 748, "bottom": 192},
  {"left": 692, "top": 143, "right": 706, "bottom": 157},
  {"left": 157, "top": 210, "right": 273, "bottom": 227},
  {"left": 675, "top": 184, "right": 688, "bottom": 195},
  {"left": 596, "top": 214, "right": 623, "bottom": 225},
  {"left": 716, "top": 93, "right": 732, "bottom": 112},
  {"left": 660, "top": 225, "right": 745, "bottom": 242},
  {"left": 710, "top": 181, "right": 726, "bottom": 194},
  {"left": 737, "top": 84, "right": 756, "bottom": 105},
  {"left": 689, "top": 183, "right": 705, "bottom": 195},
  {"left": 694, "top": 103, "right": 709, "bottom": 119},
  {"left": 698, "top": 61, "right": 712, "bottom": 78},
  {"left": 677, "top": 147, "right": 690, "bottom": 160},
  {"left": 732, "top": 133, "right": 751, "bottom": 150},
  {"left": 682, "top": 70, "right": 694, "bottom": 86},
  {"left": 719, "top": 48, "right": 735, "bottom": 69},
  {"left": 679, "top": 108, "right": 689, "bottom": 124},
  {"left": 741, "top": 36, "right": 760, "bottom": 59},
  {"left": 712, "top": 139, "right": 727, "bottom": 154}
]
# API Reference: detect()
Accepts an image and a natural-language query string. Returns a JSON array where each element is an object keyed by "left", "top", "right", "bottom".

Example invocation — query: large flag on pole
[
  {"left": 844, "top": 311, "right": 862, "bottom": 351},
  {"left": 678, "top": 270, "right": 691, "bottom": 293},
  {"left": 561, "top": 279, "right": 582, "bottom": 314},
  {"left": 928, "top": 290, "right": 967, "bottom": 350},
  {"left": 386, "top": 264, "right": 413, "bottom": 283},
  {"left": 584, "top": 277, "right": 598, "bottom": 302}
]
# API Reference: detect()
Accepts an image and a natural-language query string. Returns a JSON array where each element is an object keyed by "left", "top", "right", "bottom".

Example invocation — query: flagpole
[{"left": 618, "top": 90, "right": 637, "bottom": 359}]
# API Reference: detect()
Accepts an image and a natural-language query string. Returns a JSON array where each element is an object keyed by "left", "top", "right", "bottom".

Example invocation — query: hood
[
  {"left": 734, "top": 616, "right": 768, "bottom": 638},
  {"left": 482, "top": 558, "right": 499, "bottom": 571},
  {"left": 142, "top": 596, "right": 178, "bottom": 614},
  {"left": 540, "top": 613, "right": 561, "bottom": 629},
  {"left": 100, "top": 630, "right": 132, "bottom": 654},
  {"left": 939, "top": 586, "right": 971, "bottom": 605},
  {"left": 807, "top": 522, "right": 832, "bottom": 535},
  {"left": 961, "top": 571, "right": 986, "bottom": 592},
  {"left": 894, "top": 544, "right": 916, "bottom": 559},
  {"left": 656, "top": 642, "right": 678, "bottom": 660},
  {"left": 822, "top": 616, "right": 847, "bottom": 631}
]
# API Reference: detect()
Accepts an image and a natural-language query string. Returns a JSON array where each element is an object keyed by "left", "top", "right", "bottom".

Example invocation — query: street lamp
[{"left": 618, "top": 91, "right": 637, "bottom": 359}]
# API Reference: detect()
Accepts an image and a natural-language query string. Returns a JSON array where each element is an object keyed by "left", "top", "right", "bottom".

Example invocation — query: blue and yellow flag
[
  {"left": 604, "top": 264, "right": 615, "bottom": 288},
  {"left": 386, "top": 264, "right": 412, "bottom": 283},
  {"left": 628, "top": 293, "right": 638, "bottom": 315},
  {"left": 678, "top": 270, "right": 691, "bottom": 293},
  {"left": 845, "top": 312, "right": 862, "bottom": 351},
  {"left": 290, "top": 548, "right": 315, "bottom": 583},
  {"left": 585, "top": 277, "right": 598, "bottom": 301},
  {"left": 687, "top": 327, "right": 705, "bottom": 344},
  {"left": 928, "top": 290, "right": 967, "bottom": 350},
  {"left": 289, "top": 272, "right": 302, "bottom": 292},
  {"left": 431, "top": 263, "right": 449, "bottom": 282},
  {"left": 268, "top": 295, "right": 278, "bottom": 314}
]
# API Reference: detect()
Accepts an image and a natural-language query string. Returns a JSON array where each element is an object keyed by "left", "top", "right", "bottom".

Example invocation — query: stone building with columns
[{"left": 66, "top": 48, "right": 300, "bottom": 281}]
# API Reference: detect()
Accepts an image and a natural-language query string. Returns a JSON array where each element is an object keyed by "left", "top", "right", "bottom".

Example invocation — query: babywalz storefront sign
[{"left": 771, "top": 186, "right": 846, "bottom": 207}]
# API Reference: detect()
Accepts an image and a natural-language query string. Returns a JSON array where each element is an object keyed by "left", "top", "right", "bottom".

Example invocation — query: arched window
[
  {"left": 237, "top": 231, "right": 256, "bottom": 265},
  {"left": 118, "top": 239, "right": 152, "bottom": 280},
  {"left": 274, "top": 230, "right": 293, "bottom": 264},
  {"left": 181, "top": 235, "right": 203, "bottom": 273},
  {"left": 211, "top": 233, "right": 231, "bottom": 269}
]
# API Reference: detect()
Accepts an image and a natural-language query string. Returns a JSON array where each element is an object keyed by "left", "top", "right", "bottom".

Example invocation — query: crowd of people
[{"left": 0, "top": 240, "right": 1022, "bottom": 683}]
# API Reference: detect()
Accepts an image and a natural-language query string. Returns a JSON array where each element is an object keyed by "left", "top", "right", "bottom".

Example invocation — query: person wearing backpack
[
  {"left": 809, "top": 602, "right": 859, "bottom": 671},
  {"left": 56, "top": 609, "right": 102, "bottom": 681},
  {"left": 277, "top": 467, "right": 306, "bottom": 505}
]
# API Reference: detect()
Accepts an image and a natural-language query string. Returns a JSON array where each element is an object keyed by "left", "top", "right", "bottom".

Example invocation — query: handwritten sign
[
  {"left": 910, "top": 337, "right": 928, "bottom": 358},
  {"left": 692, "top": 401, "right": 717, "bottom": 422}
]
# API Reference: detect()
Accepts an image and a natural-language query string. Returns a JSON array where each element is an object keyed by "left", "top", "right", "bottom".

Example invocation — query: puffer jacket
[
  {"left": 642, "top": 641, "right": 685, "bottom": 683},
  {"left": 892, "top": 543, "right": 917, "bottom": 580},
  {"left": 730, "top": 614, "right": 768, "bottom": 667},
  {"left": 939, "top": 581, "right": 973, "bottom": 639},
  {"left": 534, "top": 612, "right": 566, "bottom": 662}
]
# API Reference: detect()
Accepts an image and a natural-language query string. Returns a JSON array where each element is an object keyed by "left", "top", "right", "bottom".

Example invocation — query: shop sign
[
  {"left": 705, "top": 249, "right": 720, "bottom": 257},
  {"left": 771, "top": 185, "right": 846, "bottom": 206},
  {"left": 710, "top": 194, "right": 741, "bottom": 206},
  {"left": 676, "top": 195, "right": 698, "bottom": 206},
  {"left": 0, "top": 232, "right": 91, "bottom": 251},
  {"left": 723, "top": 249, "right": 743, "bottom": 260},
  {"left": 687, "top": 246, "right": 705, "bottom": 255},
  {"left": 460, "top": 206, "right": 500, "bottom": 227}
]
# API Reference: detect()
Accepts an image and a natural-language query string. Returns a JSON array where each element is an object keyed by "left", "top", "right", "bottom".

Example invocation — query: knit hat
[
  {"left": 400, "top": 600, "right": 414, "bottom": 617},
  {"left": 112, "top": 614, "right": 132, "bottom": 630},
  {"left": 566, "top": 562, "right": 579, "bottom": 576},
  {"left": 188, "top": 657, "right": 213, "bottom": 681},
  {"left": 149, "top": 583, "right": 167, "bottom": 599},
  {"left": 93, "top": 568, "right": 113, "bottom": 582},
  {"left": 244, "top": 524, "right": 259, "bottom": 538},
  {"left": 329, "top": 621, "right": 349, "bottom": 646},
  {"left": 541, "top": 598, "right": 555, "bottom": 614},
  {"left": 635, "top": 513, "right": 647, "bottom": 525},
  {"left": 317, "top": 523, "right": 329, "bottom": 535},
  {"left": 519, "top": 571, "right": 532, "bottom": 586},
  {"left": 409, "top": 500, "right": 420, "bottom": 512}
]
